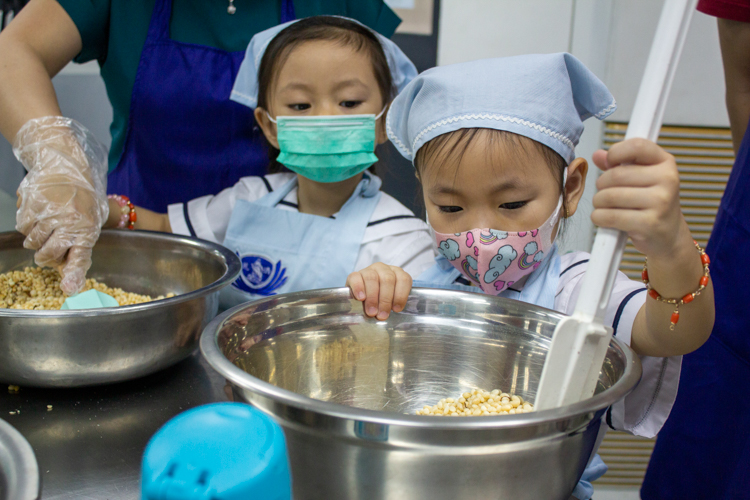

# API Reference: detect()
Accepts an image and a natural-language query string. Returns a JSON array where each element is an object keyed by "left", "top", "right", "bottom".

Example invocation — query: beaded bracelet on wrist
[
  {"left": 642, "top": 240, "right": 710, "bottom": 330},
  {"left": 108, "top": 194, "right": 137, "bottom": 230}
]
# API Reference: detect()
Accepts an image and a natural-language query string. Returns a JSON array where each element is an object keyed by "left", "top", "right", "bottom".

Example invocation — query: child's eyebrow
[
  {"left": 331, "top": 79, "right": 368, "bottom": 92},
  {"left": 430, "top": 185, "right": 462, "bottom": 196},
  {"left": 430, "top": 179, "right": 522, "bottom": 195},
  {"left": 278, "top": 82, "right": 312, "bottom": 93}
]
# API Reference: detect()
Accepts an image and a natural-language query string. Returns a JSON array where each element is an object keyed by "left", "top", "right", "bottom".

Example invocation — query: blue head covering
[
  {"left": 386, "top": 53, "right": 616, "bottom": 165},
  {"left": 230, "top": 17, "right": 418, "bottom": 109}
]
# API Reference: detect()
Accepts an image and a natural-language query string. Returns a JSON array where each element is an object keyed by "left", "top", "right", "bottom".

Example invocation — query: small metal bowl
[
  {"left": 0, "top": 230, "right": 240, "bottom": 387},
  {"left": 0, "top": 418, "right": 40, "bottom": 500},
  {"left": 202, "top": 287, "right": 642, "bottom": 500}
]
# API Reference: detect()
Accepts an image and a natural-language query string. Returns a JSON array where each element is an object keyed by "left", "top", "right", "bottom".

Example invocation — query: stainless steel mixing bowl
[
  {"left": 0, "top": 418, "right": 40, "bottom": 500},
  {"left": 0, "top": 230, "right": 240, "bottom": 387},
  {"left": 201, "top": 287, "right": 642, "bottom": 500}
]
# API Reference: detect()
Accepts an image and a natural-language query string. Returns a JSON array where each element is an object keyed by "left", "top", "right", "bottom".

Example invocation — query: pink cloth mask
[{"left": 433, "top": 197, "right": 563, "bottom": 295}]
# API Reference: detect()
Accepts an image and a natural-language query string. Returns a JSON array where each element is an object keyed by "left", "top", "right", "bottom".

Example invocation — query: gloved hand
[{"left": 13, "top": 117, "right": 109, "bottom": 296}]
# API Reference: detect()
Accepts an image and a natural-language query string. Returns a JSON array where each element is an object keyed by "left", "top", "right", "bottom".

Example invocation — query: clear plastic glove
[{"left": 13, "top": 117, "right": 109, "bottom": 296}]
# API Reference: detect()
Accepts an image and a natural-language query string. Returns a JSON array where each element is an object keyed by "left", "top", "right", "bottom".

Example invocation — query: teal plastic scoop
[{"left": 61, "top": 289, "right": 119, "bottom": 310}]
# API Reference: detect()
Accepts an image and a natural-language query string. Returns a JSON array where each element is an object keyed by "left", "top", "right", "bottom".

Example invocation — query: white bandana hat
[
  {"left": 230, "top": 16, "right": 418, "bottom": 109},
  {"left": 386, "top": 53, "right": 616, "bottom": 165}
]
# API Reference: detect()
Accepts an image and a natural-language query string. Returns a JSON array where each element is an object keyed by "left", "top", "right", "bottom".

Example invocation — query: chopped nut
[
  {"left": 416, "top": 388, "right": 535, "bottom": 416},
  {"left": 0, "top": 267, "right": 175, "bottom": 310}
]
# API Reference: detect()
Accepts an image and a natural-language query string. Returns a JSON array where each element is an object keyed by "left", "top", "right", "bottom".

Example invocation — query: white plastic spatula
[{"left": 535, "top": 0, "right": 698, "bottom": 411}]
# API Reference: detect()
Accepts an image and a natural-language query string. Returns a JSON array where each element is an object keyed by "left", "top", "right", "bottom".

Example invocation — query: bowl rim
[
  {"left": 0, "top": 418, "right": 40, "bottom": 499},
  {"left": 200, "top": 287, "right": 643, "bottom": 430},
  {"left": 0, "top": 230, "right": 241, "bottom": 317}
]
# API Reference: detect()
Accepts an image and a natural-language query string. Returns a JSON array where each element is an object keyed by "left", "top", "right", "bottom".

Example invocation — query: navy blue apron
[
  {"left": 108, "top": 0, "right": 295, "bottom": 212},
  {"left": 641, "top": 122, "right": 750, "bottom": 499}
]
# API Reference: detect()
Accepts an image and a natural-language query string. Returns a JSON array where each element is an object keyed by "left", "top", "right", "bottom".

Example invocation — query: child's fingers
[
  {"left": 602, "top": 138, "right": 673, "bottom": 168},
  {"left": 591, "top": 149, "right": 609, "bottom": 171},
  {"left": 391, "top": 267, "right": 413, "bottom": 313},
  {"left": 591, "top": 208, "right": 650, "bottom": 233},
  {"left": 346, "top": 272, "right": 367, "bottom": 301},
  {"left": 360, "top": 266, "right": 383, "bottom": 318},
  {"left": 595, "top": 163, "right": 671, "bottom": 190},
  {"left": 592, "top": 186, "right": 661, "bottom": 210},
  {"left": 375, "top": 267, "right": 398, "bottom": 320}
]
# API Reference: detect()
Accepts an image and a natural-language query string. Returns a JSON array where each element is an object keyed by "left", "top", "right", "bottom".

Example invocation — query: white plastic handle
[
  {"left": 574, "top": 0, "right": 697, "bottom": 324},
  {"left": 535, "top": 0, "right": 697, "bottom": 411}
]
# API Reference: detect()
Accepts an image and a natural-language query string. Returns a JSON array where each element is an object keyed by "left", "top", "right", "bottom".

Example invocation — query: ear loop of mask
[
  {"left": 265, "top": 106, "right": 387, "bottom": 124},
  {"left": 545, "top": 167, "right": 568, "bottom": 229},
  {"left": 538, "top": 166, "right": 569, "bottom": 255}
]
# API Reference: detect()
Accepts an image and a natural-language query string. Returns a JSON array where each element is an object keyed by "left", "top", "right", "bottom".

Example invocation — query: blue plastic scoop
[{"left": 61, "top": 289, "right": 119, "bottom": 310}]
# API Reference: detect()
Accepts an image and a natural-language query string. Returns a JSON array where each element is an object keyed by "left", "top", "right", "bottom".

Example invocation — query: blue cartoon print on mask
[
  {"left": 518, "top": 241, "right": 545, "bottom": 271},
  {"left": 232, "top": 253, "right": 288, "bottom": 296},
  {"left": 478, "top": 229, "right": 509, "bottom": 245},
  {"left": 483, "top": 245, "right": 518, "bottom": 284},
  {"left": 438, "top": 239, "right": 461, "bottom": 261},
  {"left": 462, "top": 254, "right": 480, "bottom": 282}
]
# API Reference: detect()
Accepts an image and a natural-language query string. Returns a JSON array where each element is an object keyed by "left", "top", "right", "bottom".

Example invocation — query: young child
[
  {"left": 347, "top": 53, "right": 715, "bottom": 499},
  {"left": 104, "top": 16, "right": 435, "bottom": 307}
]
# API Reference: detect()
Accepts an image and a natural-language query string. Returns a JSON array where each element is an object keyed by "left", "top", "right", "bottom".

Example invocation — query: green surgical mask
[{"left": 267, "top": 110, "right": 385, "bottom": 183}]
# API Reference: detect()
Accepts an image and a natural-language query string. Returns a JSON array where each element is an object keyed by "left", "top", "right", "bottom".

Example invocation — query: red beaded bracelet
[
  {"left": 642, "top": 240, "right": 710, "bottom": 330},
  {"left": 108, "top": 194, "right": 137, "bottom": 230}
]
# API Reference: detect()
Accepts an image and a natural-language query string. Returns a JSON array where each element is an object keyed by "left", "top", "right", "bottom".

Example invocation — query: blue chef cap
[
  {"left": 386, "top": 53, "right": 616, "bottom": 165},
  {"left": 230, "top": 17, "right": 418, "bottom": 109}
]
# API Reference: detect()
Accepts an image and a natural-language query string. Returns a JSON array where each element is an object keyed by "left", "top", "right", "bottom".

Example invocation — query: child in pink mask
[{"left": 346, "top": 53, "right": 715, "bottom": 500}]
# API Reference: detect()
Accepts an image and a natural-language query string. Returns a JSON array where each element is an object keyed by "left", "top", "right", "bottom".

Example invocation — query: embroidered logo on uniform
[{"left": 231, "top": 253, "right": 287, "bottom": 296}]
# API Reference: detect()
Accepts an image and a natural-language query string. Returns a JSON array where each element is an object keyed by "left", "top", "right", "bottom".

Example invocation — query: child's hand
[
  {"left": 346, "top": 263, "right": 413, "bottom": 321},
  {"left": 591, "top": 138, "right": 692, "bottom": 258}
]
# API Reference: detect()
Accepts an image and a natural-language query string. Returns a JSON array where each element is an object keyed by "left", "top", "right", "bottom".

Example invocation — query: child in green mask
[{"left": 104, "top": 16, "right": 435, "bottom": 307}]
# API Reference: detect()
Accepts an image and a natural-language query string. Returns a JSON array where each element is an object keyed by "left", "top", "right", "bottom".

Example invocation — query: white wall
[
  {"left": 436, "top": 0, "right": 727, "bottom": 253},
  {"left": 437, "top": 0, "right": 575, "bottom": 65},
  {"left": 605, "top": 5, "right": 727, "bottom": 126}
]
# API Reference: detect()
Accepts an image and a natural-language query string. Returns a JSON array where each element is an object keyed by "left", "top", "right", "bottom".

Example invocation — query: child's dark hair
[
  {"left": 414, "top": 129, "right": 570, "bottom": 233},
  {"left": 257, "top": 16, "right": 394, "bottom": 172}
]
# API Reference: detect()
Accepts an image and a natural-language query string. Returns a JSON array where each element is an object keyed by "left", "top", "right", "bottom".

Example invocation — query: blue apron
[
  {"left": 416, "top": 245, "right": 606, "bottom": 500},
  {"left": 220, "top": 174, "right": 382, "bottom": 308},
  {"left": 107, "top": 0, "right": 296, "bottom": 212},
  {"left": 641, "top": 124, "right": 750, "bottom": 499}
]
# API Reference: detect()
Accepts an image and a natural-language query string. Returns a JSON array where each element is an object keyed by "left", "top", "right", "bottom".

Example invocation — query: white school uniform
[{"left": 167, "top": 172, "right": 436, "bottom": 281}]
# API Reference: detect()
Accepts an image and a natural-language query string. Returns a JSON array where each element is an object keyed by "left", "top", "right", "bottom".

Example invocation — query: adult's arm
[
  {"left": 0, "top": 0, "right": 82, "bottom": 142},
  {"left": 0, "top": 1, "right": 110, "bottom": 296},
  {"left": 718, "top": 18, "right": 750, "bottom": 153}
]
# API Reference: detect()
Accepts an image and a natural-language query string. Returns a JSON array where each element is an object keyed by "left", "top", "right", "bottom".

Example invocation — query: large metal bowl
[
  {"left": 0, "top": 418, "right": 40, "bottom": 500},
  {"left": 201, "top": 287, "right": 642, "bottom": 500},
  {"left": 0, "top": 230, "right": 240, "bottom": 387}
]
